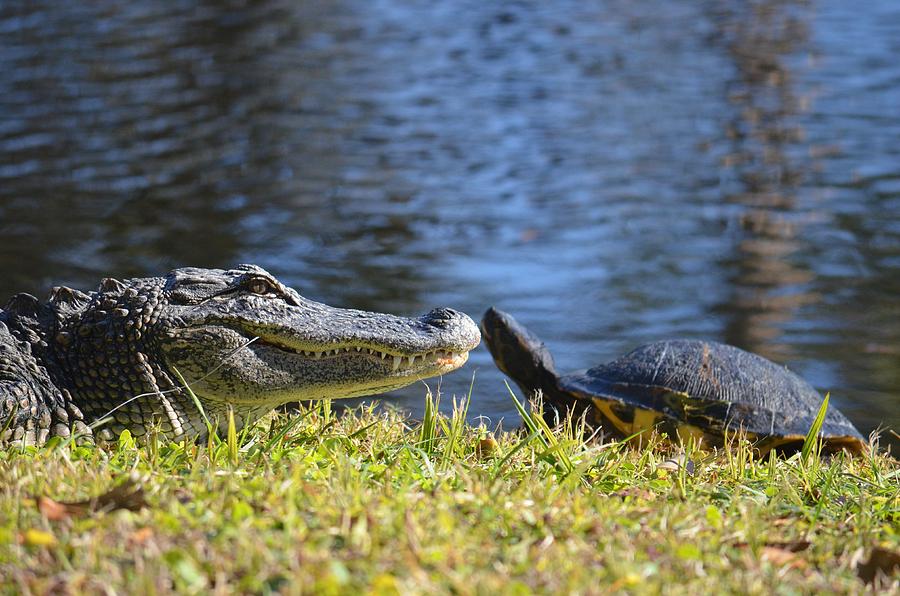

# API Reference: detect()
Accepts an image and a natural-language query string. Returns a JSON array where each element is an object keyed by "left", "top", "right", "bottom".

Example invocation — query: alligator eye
[{"left": 248, "top": 278, "right": 272, "bottom": 295}]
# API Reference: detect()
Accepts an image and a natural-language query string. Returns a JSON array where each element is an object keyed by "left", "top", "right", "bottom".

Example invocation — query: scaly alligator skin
[{"left": 0, "top": 265, "right": 480, "bottom": 445}]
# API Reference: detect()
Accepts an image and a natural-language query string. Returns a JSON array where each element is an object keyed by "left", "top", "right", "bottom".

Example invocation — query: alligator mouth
[{"left": 253, "top": 336, "right": 469, "bottom": 373}]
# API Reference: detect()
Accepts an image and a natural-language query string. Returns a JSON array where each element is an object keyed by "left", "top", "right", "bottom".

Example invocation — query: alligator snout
[{"left": 421, "top": 307, "right": 481, "bottom": 351}]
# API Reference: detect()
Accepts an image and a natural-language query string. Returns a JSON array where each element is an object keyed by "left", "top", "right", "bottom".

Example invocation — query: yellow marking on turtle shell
[
  {"left": 591, "top": 397, "right": 712, "bottom": 448},
  {"left": 591, "top": 398, "right": 659, "bottom": 437},
  {"left": 590, "top": 394, "right": 867, "bottom": 456}
]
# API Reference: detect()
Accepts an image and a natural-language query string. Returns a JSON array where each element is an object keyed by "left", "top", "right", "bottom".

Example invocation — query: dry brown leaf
[
  {"left": 760, "top": 546, "right": 807, "bottom": 569},
  {"left": 37, "top": 495, "right": 88, "bottom": 521},
  {"left": 37, "top": 478, "right": 147, "bottom": 521},
  {"left": 129, "top": 527, "right": 155, "bottom": 546},
  {"left": 767, "top": 541, "right": 810, "bottom": 553},
  {"left": 92, "top": 479, "right": 147, "bottom": 512},
  {"left": 732, "top": 541, "right": 811, "bottom": 570},
  {"left": 733, "top": 540, "right": 810, "bottom": 552},
  {"left": 771, "top": 518, "right": 794, "bottom": 527},
  {"left": 857, "top": 546, "right": 900, "bottom": 584}
]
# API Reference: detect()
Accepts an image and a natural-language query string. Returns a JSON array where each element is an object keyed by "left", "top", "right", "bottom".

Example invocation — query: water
[{"left": 1, "top": 0, "right": 898, "bottom": 448}]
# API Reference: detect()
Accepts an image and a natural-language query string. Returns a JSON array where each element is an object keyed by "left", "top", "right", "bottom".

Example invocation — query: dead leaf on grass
[
  {"left": 771, "top": 517, "right": 794, "bottom": 527},
  {"left": 37, "top": 478, "right": 147, "bottom": 521},
  {"left": 129, "top": 527, "right": 155, "bottom": 546},
  {"left": 760, "top": 546, "right": 808, "bottom": 569},
  {"left": 37, "top": 495, "right": 82, "bottom": 521},
  {"left": 732, "top": 540, "right": 811, "bottom": 569},
  {"left": 857, "top": 546, "right": 900, "bottom": 584},
  {"left": 731, "top": 540, "right": 812, "bottom": 553},
  {"left": 733, "top": 540, "right": 810, "bottom": 552},
  {"left": 768, "top": 541, "right": 811, "bottom": 553}
]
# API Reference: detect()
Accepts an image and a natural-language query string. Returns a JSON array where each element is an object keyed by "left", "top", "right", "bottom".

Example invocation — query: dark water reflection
[{"left": 1, "top": 1, "right": 898, "bottom": 448}]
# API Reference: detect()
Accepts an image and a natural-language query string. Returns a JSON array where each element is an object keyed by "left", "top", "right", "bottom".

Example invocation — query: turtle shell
[{"left": 557, "top": 340, "right": 865, "bottom": 453}]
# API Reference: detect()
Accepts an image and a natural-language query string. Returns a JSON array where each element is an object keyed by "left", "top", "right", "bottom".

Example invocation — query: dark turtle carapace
[{"left": 481, "top": 308, "right": 866, "bottom": 455}]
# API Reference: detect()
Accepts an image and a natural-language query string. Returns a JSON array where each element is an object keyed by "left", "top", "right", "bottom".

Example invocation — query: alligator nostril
[{"left": 425, "top": 307, "right": 460, "bottom": 328}]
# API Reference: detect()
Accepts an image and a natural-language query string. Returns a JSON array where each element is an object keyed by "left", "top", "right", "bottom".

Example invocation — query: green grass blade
[
  {"left": 506, "top": 381, "right": 548, "bottom": 449},
  {"left": 227, "top": 407, "right": 238, "bottom": 465},
  {"left": 505, "top": 380, "right": 575, "bottom": 476},
  {"left": 419, "top": 386, "right": 441, "bottom": 455},
  {"left": 801, "top": 393, "right": 830, "bottom": 464},
  {"left": 172, "top": 365, "right": 217, "bottom": 441},
  {"left": 263, "top": 411, "right": 311, "bottom": 451}
]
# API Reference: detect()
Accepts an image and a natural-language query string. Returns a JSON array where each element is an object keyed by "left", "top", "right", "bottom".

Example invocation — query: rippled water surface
[{"left": 1, "top": 1, "right": 898, "bottom": 446}]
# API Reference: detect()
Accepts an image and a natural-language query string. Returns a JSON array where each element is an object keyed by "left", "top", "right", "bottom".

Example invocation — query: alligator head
[{"left": 29, "top": 264, "right": 480, "bottom": 440}]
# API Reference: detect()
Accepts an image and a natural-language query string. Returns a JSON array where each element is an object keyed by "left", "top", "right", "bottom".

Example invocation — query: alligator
[{"left": 0, "top": 265, "right": 480, "bottom": 445}]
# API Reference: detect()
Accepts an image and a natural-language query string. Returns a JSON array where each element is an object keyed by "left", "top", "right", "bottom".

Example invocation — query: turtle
[{"left": 481, "top": 307, "right": 867, "bottom": 455}]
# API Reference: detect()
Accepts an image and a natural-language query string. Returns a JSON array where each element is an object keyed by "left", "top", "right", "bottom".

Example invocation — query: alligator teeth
[{"left": 294, "top": 346, "right": 464, "bottom": 365}]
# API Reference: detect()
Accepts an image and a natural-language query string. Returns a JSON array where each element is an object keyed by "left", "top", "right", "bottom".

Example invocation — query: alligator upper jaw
[{"left": 236, "top": 302, "right": 482, "bottom": 379}]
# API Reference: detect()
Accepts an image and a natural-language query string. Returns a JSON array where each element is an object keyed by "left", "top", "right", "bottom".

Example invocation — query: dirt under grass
[{"left": 1, "top": 394, "right": 898, "bottom": 594}]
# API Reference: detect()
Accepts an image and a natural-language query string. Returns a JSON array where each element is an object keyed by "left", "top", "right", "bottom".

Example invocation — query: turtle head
[{"left": 480, "top": 307, "right": 559, "bottom": 399}]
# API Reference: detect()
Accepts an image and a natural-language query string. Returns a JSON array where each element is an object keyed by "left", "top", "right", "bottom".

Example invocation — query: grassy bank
[{"left": 1, "top": 392, "right": 898, "bottom": 594}]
